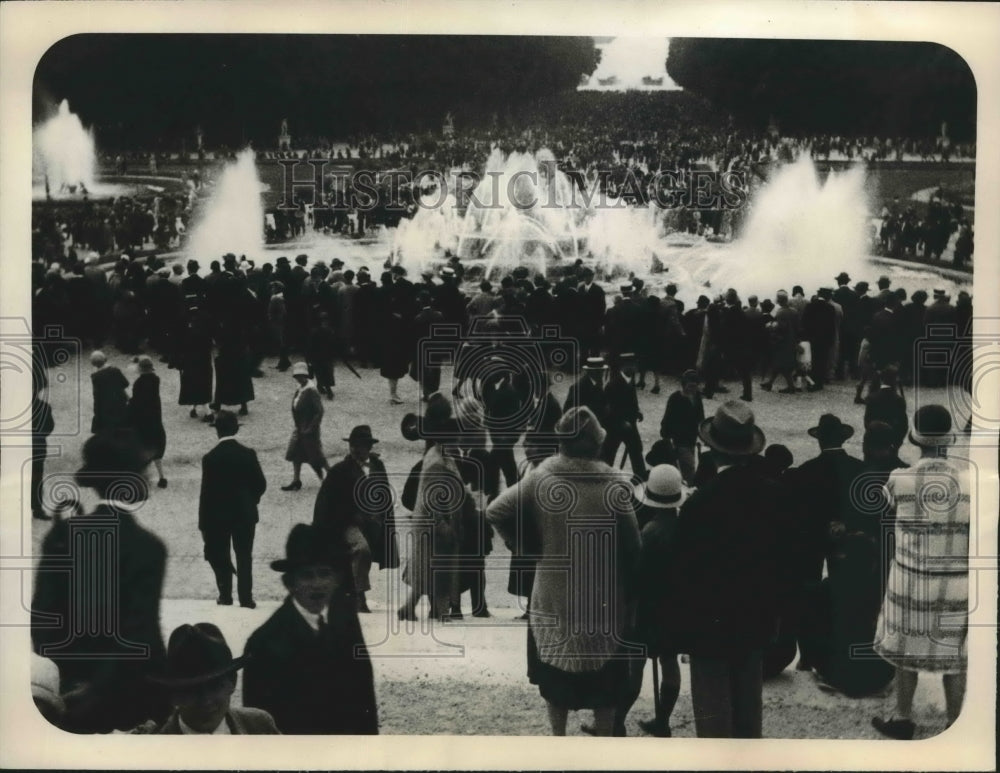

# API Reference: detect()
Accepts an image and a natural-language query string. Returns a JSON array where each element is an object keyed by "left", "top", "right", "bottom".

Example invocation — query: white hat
[
  {"left": 291, "top": 362, "right": 310, "bottom": 378},
  {"left": 636, "top": 464, "right": 684, "bottom": 509}
]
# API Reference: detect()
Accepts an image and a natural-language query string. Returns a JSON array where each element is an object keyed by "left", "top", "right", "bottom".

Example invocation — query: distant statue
[
  {"left": 279, "top": 118, "right": 291, "bottom": 151},
  {"left": 196, "top": 126, "right": 204, "bottom": 151}
]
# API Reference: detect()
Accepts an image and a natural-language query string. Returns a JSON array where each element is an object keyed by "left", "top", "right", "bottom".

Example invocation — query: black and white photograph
[{"left": 1, "top": 2, "right": 997, "bottom": 769}]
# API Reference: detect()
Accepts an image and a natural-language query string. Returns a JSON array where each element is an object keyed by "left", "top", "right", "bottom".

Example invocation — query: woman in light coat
[{"left": 487, "top": 406, "right": 642, "bottom": 736}]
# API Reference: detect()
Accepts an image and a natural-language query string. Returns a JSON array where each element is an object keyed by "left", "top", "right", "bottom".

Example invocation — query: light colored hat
[
  {"left": 84, "top": 252, "right": 100, "bottom": 265},
  {"left": 698, "top": 400, "right": 766, "bottom": 456},
  {"left": 582, "top": 356, "right": 607, "bottom": 372},
  {"left": 291, "top": 362, "right": 310, "bottom": 378},
  {"left": 90, "top": 350, "right": 107, "bottom": 367},
  {"left": 136, "top": 355, "right": 155, "bottom": 374},
  {"left": 31, "top": 654, "right": 64, "bottom": 715},
  {"left": 636, "top": 464, "right": 684, "bottom": 509},
  {"left": 555, "top": 406, "right": 606, "bottom": 457}
]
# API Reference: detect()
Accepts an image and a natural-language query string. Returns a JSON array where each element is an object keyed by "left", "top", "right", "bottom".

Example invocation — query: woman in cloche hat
[{"left": 282, "top": 362, "right": 328, "bottom": 491}]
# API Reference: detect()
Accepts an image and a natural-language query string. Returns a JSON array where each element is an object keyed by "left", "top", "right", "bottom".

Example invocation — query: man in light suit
[{"left": 199, "top": 410, "right": 267, "bottom": 608}]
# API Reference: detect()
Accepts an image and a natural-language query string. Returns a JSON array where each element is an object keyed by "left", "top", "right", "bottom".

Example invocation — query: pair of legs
[
  {"left": 387, "top": 377, "right": 403, "bottom": 404},
  {"left": 601, "top": 424, "right": 647, "bottom": 479},
  {"left": 151, "top": 458, "right": 167, "bottom": 488},
  {"left": 207, "top": 524, "right": 255, "bottom": 607},
  {"left": 689, "top": 650, "right": 764, "bottom": 738},
  {"left": 547, "top": 704, "right": 616, "bottom": 737},
  {"left": 890, "top": 668, "right": 966, "bottom": 726},
  {"left": 285, "top": 459, "right": 327, "bottom": 489}
]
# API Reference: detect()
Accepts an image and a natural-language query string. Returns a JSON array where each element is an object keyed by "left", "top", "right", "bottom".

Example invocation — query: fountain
[
  {"left": 33, "top": 99, "right": 98, "bottom": 196},
  {"left": 187, "top": 148, "right": 266, "bottom": 261}
]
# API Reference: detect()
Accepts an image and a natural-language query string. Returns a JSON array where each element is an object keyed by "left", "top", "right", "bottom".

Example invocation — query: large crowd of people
[{"left": 28, "top": 234, "right": 974, "bottom": 740}]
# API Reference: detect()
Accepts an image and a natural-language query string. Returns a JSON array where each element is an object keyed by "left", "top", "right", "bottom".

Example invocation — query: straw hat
[{"left": 698, "top": 400, "right": 765, "bottom": 456}]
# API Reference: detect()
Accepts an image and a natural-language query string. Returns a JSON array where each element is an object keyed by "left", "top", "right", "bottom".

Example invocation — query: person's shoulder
[{"left": 230, "top": 706, "right": 281, "bottom": 734}]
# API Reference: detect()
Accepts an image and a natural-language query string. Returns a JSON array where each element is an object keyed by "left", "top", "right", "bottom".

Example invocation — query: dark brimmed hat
[
  {"left": 271, "top": 523, "right": 351, "bottom": 573},
  {"left": 681, "top": 368, "right": 701, "bottom": 384},
  {"left": 863, "top": 420, "right": 898, "bottom": 450},
  {"left": 186, "top": 259, "right": 200, "bottom": 271},
  {"left": 275, "top": 256, "right": 290, "bottom": 265},
  {"left": 344, "top": 425, "right": 379, "bottom": 445},
  {"left": 698, "top": 400, "right": 765, "bottom": 456},
  {"left": 149, "top": 623, "right": 244, "bottom": 688},
  {"left": 619, "top": 284, "right": 634, "bottom": 295},
  {"left": 401, "top": 392, "right": 455, "bottom": 441},
  {"left": 909, "top": 404, "right": 954, "bottom": 448},
  {"left": 855, "top": 281, "right": 870, "bottom": 292},
  {"left": 835, "top": 272, "right": 851, "bottom": 283},
  {"left": 808, "top": 413, "right": 854, "bottom": 444},
  {"left": 295, "top": 254, "right": 309, "bottom": 265}
]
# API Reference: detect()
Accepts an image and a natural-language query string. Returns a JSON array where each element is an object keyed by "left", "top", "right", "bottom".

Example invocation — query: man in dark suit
[
  {"left": 242, "top": 523, "right": 379, "bottom": 734},
  {"left": 665, "top": 401, "right": 782, "bottom": 738},
  {"left": 577, "top": 267, "right": 606, "bottom": 357},
  {"left": 863, "top": 365, "right": 908, "bottom": 449},
  {"left": 32, "top": 432, "right": 170, "bottom": 733},
  {"left": 786, "top": 413, "right": 864, "bottom": 669},
  {"left": 659, "top": 369, "right": 705, "bottom": 485},
  {"left": 801, "top": 289, "right": 838, "bottom": 391},
  {"left": 601, "top": 353, "right": 647, "bottom": 478},
  {"left": 198, "top": 410, "right": 267, "bottom": 608},
  {"left": 313, "top": 425, "right": 396, "bottom": 613},
  {"left": 832, "top": 272, "right": 858, "bottom": 379},
  {"left": 89, "top": 350, "right": 129, "bottom": 434},
  {"left": 563, "top": 356, "right": 608, "bottom": 425}
]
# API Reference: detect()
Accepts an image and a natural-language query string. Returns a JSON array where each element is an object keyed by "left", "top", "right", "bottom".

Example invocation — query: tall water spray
[
  {"left": 187, "top": 148, "right": 265, "bottom": 261},
  {"left": 34, "top": 100, "right": 97, "bottom": 192}
]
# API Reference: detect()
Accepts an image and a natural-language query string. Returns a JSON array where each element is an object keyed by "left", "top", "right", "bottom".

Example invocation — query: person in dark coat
[
  {"left": 563, "top": 357, "right": 607, "bottom": 424},
  {"left": 576, "top": 268, "right": 606, "bottom": 357},
  {"left": 409, "top": 292, "right": 445, "bottom": 400},
  {"left": 624, "top": 465, "right": 686, "bottom": 737},
  {"left": 664, "top": 401, "right": 781, "bottom": 738},
  {"left": 864, "top": 364, "right": 908, "bottom": 448},
  {"left": 601, "top": 353, "right": 647, "bottom": 479},
  {"left": 801, "top": 289, "right": 838, "bottom": 390},
  {"left": 89, "top": 350, "right": 130, "bottom": 433},
  {"left": 305, "top": 312, "right": 337, "bottom": 398},
  {"left": 129, "top": 356, "right": 167, "bottom": 488},
  {"left": 380, "top": 297, "right": 411, "bottom": 404},
  {"left": 313, "top": 425, "right": 397, "bottom": 613},
  {"left": 212, "top": 317, "right": 254, "bottom": 417},
  {"left": 282, "top": 362, "right": 328, "bottom": 490},
  {"left": 659, "top": 369, "right": 705, "bottom": 485},
  {"left": 786, "top": 413, "right": 865, "bottom": 671},
  {"left": 177, "top": 311, "right": 214, "bottom": 419},
  {"left": 242, "top": 523, "right": 379, "bottom": 735},
  {"left": 31, "top": 369, "right": 55, "bottom": 520},
  {"left": 832, "top": 272, "right": 859, "bottom": 379},
  {"left": 762, "top": 290, "right": 800, "bottom": 394},
  {"left": 199, "top": 410, "right": 267, "bottom": 608},
  {"left": 31, "top": 431, "right": 170, "bottom": 733}
]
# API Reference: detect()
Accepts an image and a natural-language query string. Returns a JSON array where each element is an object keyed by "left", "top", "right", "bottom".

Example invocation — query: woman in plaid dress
[{"left": 872, "top": 405, "right": 969, "bottom": 740}]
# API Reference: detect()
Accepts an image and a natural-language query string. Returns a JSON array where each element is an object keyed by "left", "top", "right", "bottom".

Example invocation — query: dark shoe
[
  {"left": 157, "top": 478, "right": 168, "bottom": 489},
  {"left": 238, "top": 406, "right": 249, "bottom": 416},
  {"left": 33, "top": 510, "right": 52, "bottom": 521},
  {"left": 202, "top": 413, "right": 215, "bottom": 423},
  {"left": 281, "top": 480, "right": 302, "bottom": 492},
  {"left": 854, "top": 395, "right": 866, "bottom": 405},
  {"left": 240, "top": 600, "right": 257, "bottom": 609},
  {"left": 397, "top": 607, "right": 417, "bottom": 621},
  {"left": 445, "top": 608, "right": 464, "bottom": 621},
  {"left": 217, "top": 597, "right": 233, "bottom": 606},
  {"left": 472, "top": 608, "right": 491, "bottom": 618},
  {"left": 806, "top": 383, "right": 823, "bottom": 392},
  {"left": 638, "top": 718, "right": 671, "bottom": 738},
  {"left": 778, "top": 386, "right": 800, "bottom": 394},
  {"left": 650, "top": 385, "right": 660, "bottom": 395},
  {"left": 189, "top": 407, "right": 198, "bottom": 418},
  {"left": 580, "top": 723, "right": 597, "bottom": 736},
  {"left": 761, "top": 381, "right": 773, "bottom": 392},
  {"left": 871, "top": 716, "right": 915, "bottom": 740}
]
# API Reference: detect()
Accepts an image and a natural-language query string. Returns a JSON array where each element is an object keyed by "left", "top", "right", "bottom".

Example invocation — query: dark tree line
[
  {"left": 666, "top": 39, "right": 976, "bottom": 141},
  {"left": 34, "top": 35, "right": 600, "bottom": 147}
]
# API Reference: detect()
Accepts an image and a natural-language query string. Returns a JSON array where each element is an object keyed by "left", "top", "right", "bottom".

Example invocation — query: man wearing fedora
[
  {"left": 665, "top": 400, "right": 782, "bottom": 738},
  {"left": 563, "top": 356, "right": 608, "bottom": 424},
  {"left": 787, "top": 413, "right": 865, "bottom": 672},
  {"left": 313, "top": 425, "right": 398, "bottom": 613},
  {"left": 659, "top": 369, "right": 705, "bottom": 486},
  {"left": 243, "top": 524, "right": 379, "bottom": 734},
  {"left": 601, "top": 353, "right": 647, "bottom": 480},
  {"left": 133, "top": 623, "right": 279, "bottom": 734},
  {"left": 199, "top": 410, "right": 267, "bottom": 609}
]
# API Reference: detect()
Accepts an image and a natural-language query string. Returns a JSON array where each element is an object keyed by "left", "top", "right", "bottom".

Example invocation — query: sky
[{"left": 579, "top": 37, "right": 682, "bottom": 91}]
